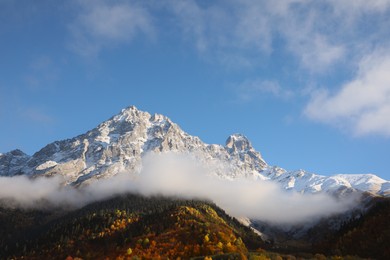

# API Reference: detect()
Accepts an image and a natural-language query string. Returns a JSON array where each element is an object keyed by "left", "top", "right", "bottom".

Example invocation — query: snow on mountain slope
[
  {"left": 0, "top": 149, "right": 31, "bottom": 176},
  {"left": 0, "top": 106, "right": 389, "bottom": 197},
  {"left": 261, "top": 167, "right": 390, "bottom": 196},
  {"left": 334, "top": 174, "right": 389, "bottom": 195}
]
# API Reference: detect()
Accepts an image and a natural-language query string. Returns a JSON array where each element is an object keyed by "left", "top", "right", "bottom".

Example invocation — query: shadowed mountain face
[{"left": 1, "top": 106, "right": 389, "bottom": 197}]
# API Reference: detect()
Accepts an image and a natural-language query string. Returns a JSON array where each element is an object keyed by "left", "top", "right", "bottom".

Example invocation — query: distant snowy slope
[{"left": 261, "top": 167, "right": 390, "bottom": 196}]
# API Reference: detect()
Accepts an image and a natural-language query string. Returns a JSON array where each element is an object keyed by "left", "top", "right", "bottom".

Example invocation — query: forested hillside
[
  {"left": 1, "top": 194, "right": 388, "bottom": 259},
  {"left": 315, "top": 197, "right": 390, "bottom": 259},
  {"left": 0, "top": 194, "right": 266, "bottom": 259}
]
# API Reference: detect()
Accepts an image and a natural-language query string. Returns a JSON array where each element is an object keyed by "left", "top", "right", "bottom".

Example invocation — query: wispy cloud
[
  {"left": 233, "top": 0, "right": 347, "bottom": 72},
  {"left": 163, "top": 0, "right": 389, "bottom": 73},
  {"left": 66, "top": 0, "right": 390, "bottom": 71},
  {"left": 329, "top": 0, "right": 390, "bottom": 15},
  {"left": 24, "top": 56, "right": 59, "bottom": 90},
  {"left": 237, "top": 79, "right": 294, "bottom": 102},
  {"left": 165, "top": 0, "right": 272, "bottom": 66},
  {"left": 305, "top": 49, "right": 390, "bottom": 136},
  {"left": 21, "top": 107, "right": 55, "bottom": 125},
  {"left": 69, "top": 0, "right": 154, "bottom": 57},
  {"left": 64, "top": 0, "right": 390, "bottom": 137},
  {"left": 162, "top": 0, "right": 346, "bottom": 71}
]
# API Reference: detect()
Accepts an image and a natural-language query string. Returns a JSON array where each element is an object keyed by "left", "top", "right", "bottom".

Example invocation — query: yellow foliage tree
[
  {"left": 126, "top": 248, "right": 132, "bottom": 255},
  {"left": 203, "top": 234, "right": 210, "bottom": 243}
]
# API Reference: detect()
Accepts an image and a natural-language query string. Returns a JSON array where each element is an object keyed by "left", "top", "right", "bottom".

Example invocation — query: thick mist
[{"left": 0, "top": 153, "right": 358, "bottom": 224}]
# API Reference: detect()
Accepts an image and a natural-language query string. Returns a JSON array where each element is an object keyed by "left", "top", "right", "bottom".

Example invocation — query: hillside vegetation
[
  {"left": 315, "top": 197, "right": 390, "bottom": 259},
  {"left": 1, "top": 194, "right": 388, "bottom": 259},
  {"left": 0, "top": 194, "right": 266, "bottom": 259}
]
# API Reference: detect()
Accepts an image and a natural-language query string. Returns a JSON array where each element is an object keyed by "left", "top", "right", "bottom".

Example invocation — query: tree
[
  {"left": 126, "top": 248, "right": 132, "bottom": 255},
  {"left": 203, "top": 234, "right": 210, "bottom": 243},
  {"left": 143, "top": 238, "right": 150, "bottom": 247}
]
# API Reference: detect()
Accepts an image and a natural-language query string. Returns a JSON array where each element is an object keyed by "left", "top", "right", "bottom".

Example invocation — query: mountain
[
  {"left": 0, "top": 105, "right": 389, "bottom": 196},
  {"left": 1, "top": 106, "right": 389, "bottom": 259}
]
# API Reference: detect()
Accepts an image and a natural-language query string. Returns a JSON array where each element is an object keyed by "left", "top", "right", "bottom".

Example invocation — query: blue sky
[{"left": 1, "top": 0, "right": 390, "bottom": 179}]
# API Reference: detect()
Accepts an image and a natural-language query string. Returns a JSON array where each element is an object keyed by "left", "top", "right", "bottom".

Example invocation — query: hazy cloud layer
[{"left": 0, "top": 153, "right": 356, "bottom": 224}]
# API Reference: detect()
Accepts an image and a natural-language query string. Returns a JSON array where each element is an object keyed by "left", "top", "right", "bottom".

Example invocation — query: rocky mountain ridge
[{"left": 1, "top": 106, "right": 389, "bottom": 196}]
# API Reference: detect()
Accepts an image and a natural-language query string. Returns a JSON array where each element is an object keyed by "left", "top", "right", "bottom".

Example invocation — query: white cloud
[
  {"left": 329, "top": 0, "right": 390, "bottom": 14},
  {"left": 305, "top": 50, "right": 390, "bottom": 136},
  {"left": 285, "top": 32, "right": 345, "bottom": 72},
  {"left": 163, "top": 0, "right": 390, "bottom": 74},
  {"left": 64, "top": 0, "right": 390, "bottom": 137},
  {"left": 236, "top": 0, "right": 346, "bottom": 72},
  {"left": 66, "top": 0, "right": 390, "bottom": 71},
  {"left": 69, "top": 0, "right": 154, "bottom": 57},
  {"left": 163, "top": 0, "right": 348, "bottom": 71}
]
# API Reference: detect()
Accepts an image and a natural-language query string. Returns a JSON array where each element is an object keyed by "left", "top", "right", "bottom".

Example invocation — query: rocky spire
[{"left": 225, "top": 134, "right": 253, "bottom": 152}]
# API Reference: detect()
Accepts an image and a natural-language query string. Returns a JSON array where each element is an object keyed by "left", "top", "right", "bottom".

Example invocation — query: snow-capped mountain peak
[
  {"left": 226, "top": 134, "right": 252, "bottom": 152},
  {"left": 0, "top": 106, "right": 267, "bottom": 183}
]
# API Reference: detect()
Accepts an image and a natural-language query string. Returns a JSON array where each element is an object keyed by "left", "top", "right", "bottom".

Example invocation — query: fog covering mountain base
[{"left": 0, "top": 152, "right": 357, "bottom": 224}]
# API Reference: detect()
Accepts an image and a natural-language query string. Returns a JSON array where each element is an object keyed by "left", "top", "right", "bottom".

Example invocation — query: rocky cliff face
[
  {"left": 0, "top": 149, "right": 30, "bottom": 176},
  {"left": 0, "top": 106, "right": 389, "bottom": 196}
]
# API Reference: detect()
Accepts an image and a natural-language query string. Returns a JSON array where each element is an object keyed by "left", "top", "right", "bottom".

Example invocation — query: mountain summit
[
  {"left": 226, "top": 134, "right": 253, "bottom": 152},
  {"left": 0, "top": 106, "right": 389, "bottom": 196}
]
